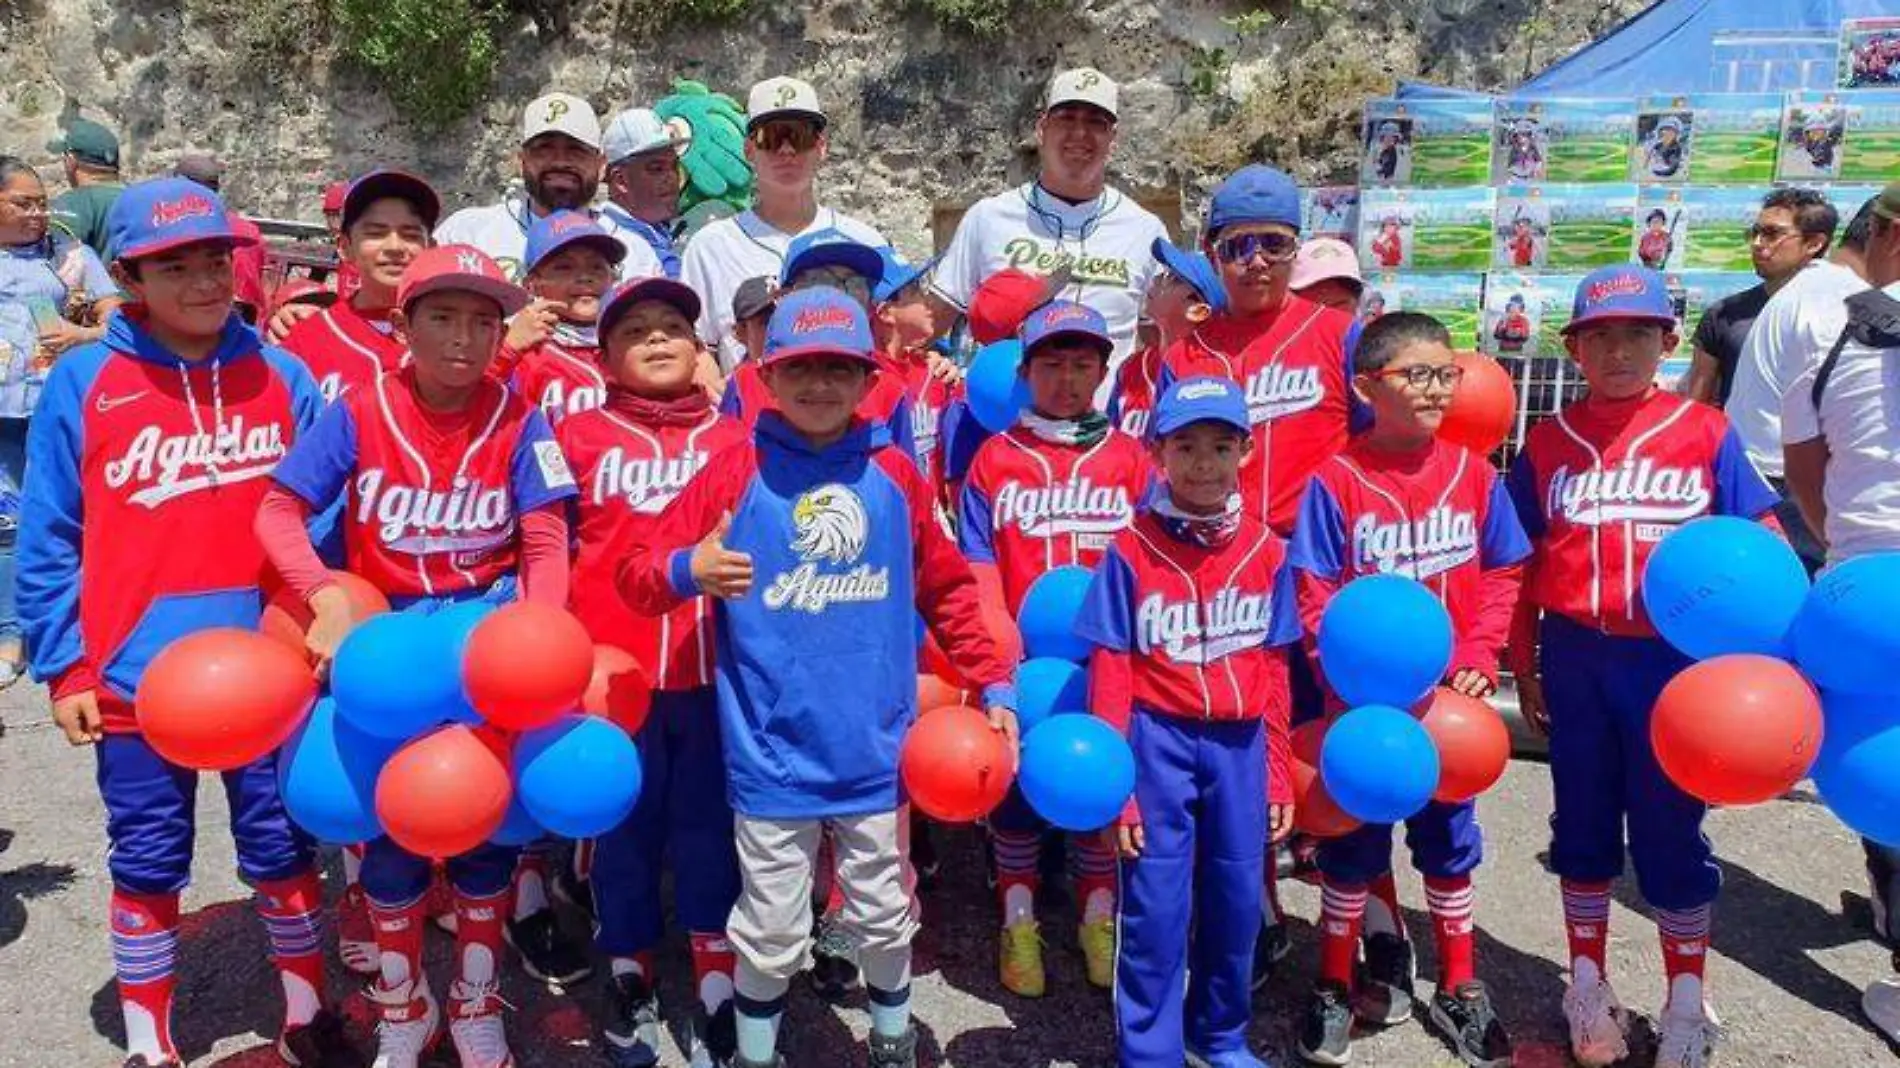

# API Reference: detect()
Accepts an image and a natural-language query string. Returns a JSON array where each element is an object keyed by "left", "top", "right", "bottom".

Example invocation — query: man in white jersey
[
  {"left": 680, "top": 75, "right": 886, "bottom": 371},
  {"left": 928, "top": 66, "right": 1167, "bottom": 381}
]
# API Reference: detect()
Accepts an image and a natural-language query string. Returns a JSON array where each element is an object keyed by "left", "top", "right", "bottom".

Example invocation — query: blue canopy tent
[{"left": 1398, "top": 0, "right": 1899, "bottom": 99}]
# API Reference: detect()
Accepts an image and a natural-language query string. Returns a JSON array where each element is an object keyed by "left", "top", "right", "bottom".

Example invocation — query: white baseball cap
[
  {"left": 602, "top": 108, "right": 691, "bottom": 165},
  {"left": 522, "top": 92, "right": 602, "bottom": 150},
  {"left": 1046, "top": 67, "right": 1119, "bottom": 119},
  {"left": 747, "top": 76, "right": 826, "bottom": 131}
]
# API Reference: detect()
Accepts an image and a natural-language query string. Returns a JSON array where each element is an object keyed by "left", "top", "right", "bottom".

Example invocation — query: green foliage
[
  {"left": 913, "top": 0, "right": 1069, "bottom": 37},
  {"left": 331, "top": 0, "right": 507, "bottom": 130}
]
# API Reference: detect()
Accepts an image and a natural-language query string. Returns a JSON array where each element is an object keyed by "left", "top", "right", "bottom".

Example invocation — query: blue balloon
[
  {"left": 432, "top": 600, "right": 497, "bottom": 725},
  {"left": 1320, "top": 705, "right": 1441, "bottom": 824},
  {"left": 515, "top": 715, "right": 643, "bottom": 838},
  {"left": 1642, "top": 516, "right": 1808, "bottom": 660},
  {"left": 1019, "top": 714, "right": 1136, "bottom": 832},
  {"left": 490, "top": 794, "right": 546, "bottom": 847},
  {"left": 1792, "top": 553, "right": 1900, "bottom": 696},
  {"left": 1019, "top": 565, "right": 1094, "bottom": 662},
  {"left": 1316, "top": 575, "right": 1453, "bottom": 708},
  {"left": 966, "top": 340, "right": 1030, "bottom": 434},
  {"left": 331, "top": 612, "right": 468, "bottom": 739},
  {"left": 1015, "top": 657, "right": 1088, "bottom": 737},
  {"left": 1813, "top": 689, "right": 1900, "bottom": 846},
  {"left": 277, "top": 698, "right": 399, "bottom": 844}
]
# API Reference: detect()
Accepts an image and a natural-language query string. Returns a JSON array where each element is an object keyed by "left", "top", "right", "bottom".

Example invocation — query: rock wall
[{"left": 0, "top": 0, "right": 1647, "bottom": 254}]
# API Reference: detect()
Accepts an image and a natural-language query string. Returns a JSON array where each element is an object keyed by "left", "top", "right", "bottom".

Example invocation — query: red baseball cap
[
  {"left": 968, "top": 268, "right": 1065, "bottom": 345},
  {"left": 322, "top": 180, "right": 348, "bottom": 214},
  {"left": 271, "top": 278, "right": 338, "bottom": 315},
  {"left": 397, "top": 245, "right": 530, "bottom": 316}
]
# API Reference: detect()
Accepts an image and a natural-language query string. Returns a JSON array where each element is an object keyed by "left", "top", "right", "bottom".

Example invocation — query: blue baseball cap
[
  {"left": 597, "top": 275, "right": 703, "bottom": 338},
  {"left": 1020, "top": 299, "right": 1113, "bottom": 356},
  {"left": 1152, "top": 376, "right": 1251, "bottom": 439},
  {"left": 872, "top": 247, "right": 940, "bottom": 305},
  {"left": 780, "top": 229, "right": 887, "bottom": 286},
  {"left": 106, "top": 177, "right": 257, "bottom": 263},
  {"left": 1562, "top": 265, "right": 1677, "bottom": 335},
  {"left": 524, "top": 210, "right": 626, "bottom": 275},
  {"left": 763, "top": 285, "right": 877, "bottom": 367},
  {"left": 1150, "top": 238, "right": 1228, "bottom": 315},
  {"left": 1206, "top": 165, "right": 1301, "bottom": 236}
]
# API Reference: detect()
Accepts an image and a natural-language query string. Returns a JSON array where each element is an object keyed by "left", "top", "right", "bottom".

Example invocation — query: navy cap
[
  {"left": 1020, "top": 299, "right": 1112, "bottom": 356},
  {"left": 1206, "top": 165, "right": 1301, "bottom": 236},
  {"left": 763, "top": 285, "right": 877, "bottom": 366},
  {"left": 598, "top": 275, "right": 703, "bottom": 338},
  {"left": 1562, "top": 265, "right": 1677, "bottom": 335},
  {"left": 343, "top": 169, "right": 442, "bottom": 232},
  {"left": 780, "top": 228, "right": 887, "bottom": 286},
  {"left": 1150, "top": 238, "right": 1228, "bottom": 315},
  {"left": 524, "top": 210, "right": 626, "bottom": 275},
  {"left": 872, "top": 247, "right": 940, "bottom": 305},
  {"left": 106, "top": 177, "right": 257, "bottom": 263},
  {"left": 1152, "top": 376, "right": 1251, "bottom": 439}
]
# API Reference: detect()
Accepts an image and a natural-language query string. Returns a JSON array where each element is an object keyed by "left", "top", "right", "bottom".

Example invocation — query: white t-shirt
[
  {"left": 434, "top": 196, "right": 663, "bottom": 283},
  {"left": 929, "top": 181, "right": 1166, "bottom": 370},
  {"left": 1726, "top": 261, "right": 1869, "bottom": 478},
  {"left": 679, "top": 207, "right": 887, "bottom": 371},
  {"left": 1780, "top": 280, "right": 1900, "bottom": 561}
]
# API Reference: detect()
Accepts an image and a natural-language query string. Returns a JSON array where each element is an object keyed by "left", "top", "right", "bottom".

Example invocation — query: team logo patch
[
  {"left": 1244, "top": 363, "right": 1324, "bottom": 422},
  {"left": 592, "top": 446, "right": 708, "bottom": 514},
  {"left": 1135, "top": 587, "right": 1270, "bottom": 665},
  {"left": 992, "top": 476, "right": 1132, "bottom": 540},
  {"left": 1351, "top": 506, "right": 1479, "bottom": 580},
  {"left": 790, "top": 483, "right": 868, "bottom": 564},
  {"left": 1548, "top": 460, "right": 1710, "bottom": 526},
  {"left": 533, "top": 440, "right": 576, "bottom": 490}
]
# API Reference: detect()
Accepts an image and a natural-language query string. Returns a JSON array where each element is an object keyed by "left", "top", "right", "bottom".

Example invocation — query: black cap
[
  {"left": 732, "top": 276, "right": 777, "bottom": 323},
  {"left": 342, "top": 169, "right": 443, "bottom": 232}
]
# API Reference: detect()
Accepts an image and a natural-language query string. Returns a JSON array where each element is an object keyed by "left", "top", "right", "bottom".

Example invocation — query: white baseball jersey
[
  {"left": 434, "top": 196, "right": 663, "bottom": 283},
  {"left": 679, "top": 207, "right": 887, "bottom": 371},
  {"left": 929, "top": 182, "right": 1167, "bottom": 368}
]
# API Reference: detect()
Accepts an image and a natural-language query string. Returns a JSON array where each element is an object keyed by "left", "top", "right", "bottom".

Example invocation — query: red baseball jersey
[
  {"left": 557, "top": 402, "right": 745, "bottom": 690},
  {"left": 277, "top": 300, "right": 405, "bottom": 405},
  {"left": 875, "top": 350, "right": 958, "bottom": 491},
  {"left": 1108, "top": 343, "right": 1164, "bottom": 439},
  {"left": 1510, "top": 231, "right": 1536, "bottom": 267},
  {"left": 513, "top": 337, "right": 607, "bottom": 427},
  {"left": 957, "top": 428, "right": 1153, "bottom": 612},
  {"left": 272, "top": 369, "right": 578, "bottom": 599},
  {"left": 1164, "top": 297, "right": 1367, "bottom": 534},
  {"left": 1506, "top": 391, "right": 1778, "bottom": 637},
  {"left": 1372, "top": 230, "right": 1404, "bottom": 268}
]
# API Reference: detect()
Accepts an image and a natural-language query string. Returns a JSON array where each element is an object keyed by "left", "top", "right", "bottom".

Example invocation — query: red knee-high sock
[
  {"left": 1656, "top": 903, "right": 1711, "bottom": 1014},
  {"left": 368, "top": 895, "right": 428, "bottom": 998},
  {"left": 1070, "top": 835, "right": 1118, "bottom": 924},
  {"left": 1423, "top": 874, "right": 1476, "bottom": 989},
  {"left": 454, "top": 888, "right": 509, "bottom": 989},
  {"left": 1364, "top": 870, "right": 1405, "bottom": 939},
  {"left": 1561, "top": 879, "right": 1612, "bottom": 983},
  {"left": 1319, "top": 878, "right": 1368, "bottom": 988},
  {"left": 690, "top": 930, "right": 738, "bottom": 1014},
  {"left": 255, "top": 872, "right": 327, "bottom": 1029},
  {"left": 111, "top": 889, "right": 181, "bottom": 1063},
  {"left": 992, "top": 829, "right": 1040, "bottom": 927}
]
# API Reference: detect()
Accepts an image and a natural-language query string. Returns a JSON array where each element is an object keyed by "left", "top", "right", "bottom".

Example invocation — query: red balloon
[
  {"left": 1291, "top": 719, "right": 1360, "bottom": 838},
  {"left": 1652, "top": 653, "right": 1823, "bottom": 806},
  {"left": 1438, "top": 351, "right": 1517, "bottom": 456},
  {"left": 900, "top": 704, "right": 1015, "bottom": 822},
  {"left": 260, "top": 571, "right": 391, "bottom": 656},
  {"left": 136, "top": 628, "right": 317, "bottom": 771},
  {"left": 1418, "top": 688, "right": 1512, "bottom": 803},
  {"left": 917, "top": 674, "right": 968, "bottom": 716},
  {"left": 584, "top": 645, "right": 653, "bottom": 735},
  {"left": 375, "top": 724, "right": 513, "bottom": 859},
  {"left": 462, "top": 602, "right": 593, "bottom": 731}
]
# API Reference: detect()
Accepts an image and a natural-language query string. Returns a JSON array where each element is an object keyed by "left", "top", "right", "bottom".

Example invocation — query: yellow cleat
[
  {"left": 999, "top": 921, "right": 1046, "bottom": 998},
  {"left": 1078, "top": 918, "right": 1117, "bottom": 990}
]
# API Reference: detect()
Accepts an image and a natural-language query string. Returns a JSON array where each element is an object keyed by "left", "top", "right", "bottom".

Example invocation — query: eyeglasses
[
  {"left": 749, "top": 122, "right": 820, "bottom": 154},
  {"left": 0, "top": 196, "right": 49, "bottom": 215},
  {"left": 1374, "top": 364, "right": 1465, "bottom": 390},
  {"left": 1746, "top": 224, "right": 1800, "bottom": 245},
  {"left": 1214, "top": 232, "right": 1299, "bottom": 265}
]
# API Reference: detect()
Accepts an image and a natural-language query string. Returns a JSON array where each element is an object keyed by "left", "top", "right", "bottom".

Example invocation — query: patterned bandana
[
  {"left": 551, "top": 321, "right": 598, "bottom": 350},
  {"left": 1151, "top": 490, "right": 1243, "bottom": 548},
  {"left": 1018, "top": 408, "right": 1110, "bottom": 448}
]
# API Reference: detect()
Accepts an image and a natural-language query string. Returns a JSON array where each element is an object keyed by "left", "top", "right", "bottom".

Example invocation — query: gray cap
[
  {"left": 732, "top": 276, "right": 777, "bottom": 322},
  {"left": 173, "top": 153, "right": 226, "bottom": 189}
]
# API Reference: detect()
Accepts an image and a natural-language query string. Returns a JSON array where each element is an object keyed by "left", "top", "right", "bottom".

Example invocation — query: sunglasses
[
  {"left": 1373, "top": 364, "right": 1465, "bottom": 391},
  {"left": 1746, "top": 224, "right": 1800, "bottom": 245},
  {"left": 749, "top": 122, "right": 821, "bottom": 154},
  {"left": 1215, "top": 232, "right": 1299, "bottom": 264}
]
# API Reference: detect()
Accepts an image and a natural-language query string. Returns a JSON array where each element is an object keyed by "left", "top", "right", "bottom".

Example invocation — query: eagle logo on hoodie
[{"left": 791, "top": 483, "right": 868, "bottom": 564}]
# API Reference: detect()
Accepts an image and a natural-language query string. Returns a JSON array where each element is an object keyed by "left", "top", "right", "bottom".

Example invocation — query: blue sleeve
[
  {"left": 76, "top": 243, "right": 118, "bottom": 299},
  {"left": 1505, "top": 450, "right": 1546, "bottom": 541},
  {"left": 1265, "top": 558, "right": 1303, "bottom": 648},
  {"left": 1073, "top": 546, "right": 1137, "bottom": 652},
  {"left": 1480, "top": 477, "right": 1533, "bottom": 567},
  {"left": 887, "top": 395, "right": 918, "bottom": 472},
  {"left": 1287, "top": 479, "right": 1347, "bottom": 579},
  {"left": 940, "top": 398, "right": 992, "bottom": 485},
  {"left": 957, "top": 478, "right": 997, "bottom": 563},
  {"left": 719, "top": 383, "right": 743, "bottom": 420},
  {"left": 18, "top": 347, "right": 107, "bottom": 682},
  {"left": 272, "top": 401, "right": 360, "bottom": 509},
  {"left": 1341, "top": 318, "right": 1374, "bottom": 436},
  {"left": 509, "top": 409, "right": 582, "bottom": 513},
  {"left": 1105, "top": 375, "right": 1125, "bottom": 426},
  {"left": 1711, "top": 426, "right": 1778, "bottom": 519},
  {"left": 262, "top": 345, "right": 324, "bottom": 435}
]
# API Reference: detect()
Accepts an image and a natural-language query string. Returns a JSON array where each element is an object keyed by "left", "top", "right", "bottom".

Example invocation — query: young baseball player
[
  {"left": 556, "top": 275, "right": 747, "bottom": 1067},
  {"left": 279, "top": 170, "right": 437, "bottom": 405},
  {"left": 1288, "top": 238, "right": 1366, "bottom": 314},
  {"left": 620, "top": 286, "right": 1018, "bottom": 1068},
  {"left": 1108, "top": 239, "right": 1224, "bottom": 439},
  {"left": 870, "top": 247, "right": 956, "bottom": 491},
  {"left": 1371, "top": 216, "right": 1406, "bottom": 269},
  {"left": 1492, "top": 295, "right": 1533, "bottom": 355},
  {"left": 1505, "top": 266, "right": 1779, "bottom": 1068},
  {"left": 1074, "top": 374, "right": 1301, "bottom": 1068},
  {"left": 17, "top": 178, "right": 357, "bottom": 1068},
  {"left": 1289, "top": 312, "right": 1528, "bottom": 1068},
  {"left": 256, "top": 244, "right": 579, "bottom": 1068},
  {"left": 959, "top": 299, "right": 1152, "bottom": 996},
  {"left": 502, "top": 210, "right": 623, "bottom": 426}
]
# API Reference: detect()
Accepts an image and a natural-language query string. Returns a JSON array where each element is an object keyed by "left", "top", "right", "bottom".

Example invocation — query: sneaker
[
  {"left": 686, "top": 1001, "right": 738, "bottom": 1068},
  {"left": 1655, "top": 1003, "right": 1718, "bottom": 1068},
  {"left": 1561, "top": 977, "right": 1631, "bottom": 1068},
  {"left": 999, "top": 920, "right": 1046, "bottom": 998},
  {"left": 365, "top": 976, "right": 441, "bottom": 1068},
  {"left": 1251, "top": 921, "right": 1291, "bottom": 991},
  {"left": 1078, "top": 917, "right": 1116, "bottom": 990},
  {"left": 808, "top": 915, "right": 860, "bottom": 1002},
  {"left": 1427, "top": 981, "right": 1512, "bottom": 1068},
  {"left": 336, "top": 885, "right": 380, "bottom": 977},
  {"left": 1186, "top": 1046, "right": 1272, "bottom": 1068},
  {"left": 603, "top": 973, "right": 662, "bottom": 1068},
  {"left": 447, "top": 978, "right": 517, "bottom": 1068},
  {"left": 279, "top": 1009, "right": 366, "bottom": 1067},
  {"left": 504, "top": 909, "right": 593, "bottom": 985},
  {"left": 1297, "top": 981, "right": 1354, "bottom": 1066},
  {"left": 1865, "top": 975, "right": 1900, "bottom": 1047},
  {"left": 554, "top": 861, "right": 595, "bottom": 918},
  {"left": 867, "top": 1025, "right": 918, "bottom": 1068},
  {"left": 1352, "top": 932, "right": 1415, "bottom": 1026}
]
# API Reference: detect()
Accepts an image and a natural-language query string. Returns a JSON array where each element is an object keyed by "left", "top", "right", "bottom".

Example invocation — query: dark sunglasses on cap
[
  {"left": 749, "top": 121, "right": 821, "bottom": 154},
  {"left": 1214, "top": 231, "right": 1300, "bottom": 264}
]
